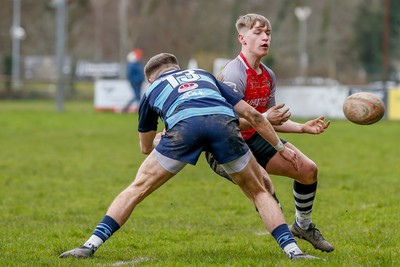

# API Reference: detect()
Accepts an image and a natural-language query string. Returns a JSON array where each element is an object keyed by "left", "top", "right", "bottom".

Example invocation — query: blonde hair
[
  {"left": 235, "top": 13, "right": 271, "bottom": 33},
  {"left": 144, "top": 53, "right": 180, "bottom": 81}
]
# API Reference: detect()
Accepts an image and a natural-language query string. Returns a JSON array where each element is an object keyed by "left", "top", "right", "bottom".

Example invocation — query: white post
[
  {"left": 294, "top": 6, "right": 311, "bottom": 79},
  {"left": 55, "top": 0, "right": 66, "bottom": 112},
  {"left": 11, "top": 0, "right": 25, "bottom": 90},
  {"left": 119, "top": 0, "right": 128, "bottom": 79}
]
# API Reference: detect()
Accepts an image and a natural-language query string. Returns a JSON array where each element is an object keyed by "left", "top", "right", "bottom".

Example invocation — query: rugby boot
[
  {"left": 59, "top": 245, "right": 95, "bottom": 258},
  {"left": 290, "top": 222, "right": 334, "bottom": 252}
]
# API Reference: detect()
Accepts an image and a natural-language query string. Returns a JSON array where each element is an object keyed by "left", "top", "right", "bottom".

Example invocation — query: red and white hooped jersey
[{"left": 218, "top": 53, "right": 277, "bottom": 140}]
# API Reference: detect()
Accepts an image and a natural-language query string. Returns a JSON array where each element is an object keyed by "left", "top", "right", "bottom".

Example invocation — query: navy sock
[
  {"left": 271, "top": 224, "right": 296, "bottom": 250},
  {"left": 93, "top": 215, "right": 121, "bottom": 242}
]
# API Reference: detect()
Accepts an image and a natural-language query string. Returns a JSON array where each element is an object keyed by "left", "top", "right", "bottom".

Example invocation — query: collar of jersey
[{"left": 158, "top": 69, "right": 182, "bottom": 80}]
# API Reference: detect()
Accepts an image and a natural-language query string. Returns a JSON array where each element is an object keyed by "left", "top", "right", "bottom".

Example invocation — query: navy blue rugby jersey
[{"left": 138, "top": 69, "right": 243, "bottom": 132}]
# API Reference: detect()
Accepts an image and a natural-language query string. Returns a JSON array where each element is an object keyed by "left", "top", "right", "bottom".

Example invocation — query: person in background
[{"left": 121, "top": 48, "right": 144, "bottom": 113}]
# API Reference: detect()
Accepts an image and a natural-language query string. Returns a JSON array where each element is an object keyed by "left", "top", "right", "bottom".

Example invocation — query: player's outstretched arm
[
  {"left": 236, "top": 103, "right": 291, "bottom": 131},
  {"left": 273, "top": 116, "right": 330, "bottom": 134},
  {"left": 233, "top": 100, "right": 298, "bottom": 171},
  {"left": 301, "top": 116, "right": 331, "bottom": 134}
]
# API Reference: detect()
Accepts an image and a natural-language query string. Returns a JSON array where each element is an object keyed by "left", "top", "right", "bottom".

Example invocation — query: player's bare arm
[
  {"left": 237, "top": 103, "right": 291, "bottom": 131},
  {"left": 273, "top": 116, "right": 330, "bottom": 134},
  {"left": 233, "top": 100, "right": 299, "bottom": 171},
  {"left": 139, "top": 130, "right": 157, "bottom": 154}
]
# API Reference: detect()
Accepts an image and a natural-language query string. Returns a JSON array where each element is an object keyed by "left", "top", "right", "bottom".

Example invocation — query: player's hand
[
  {"left": 278, "top": 146, "right": 299, "bottom": 171},
  {"left": 301, "top": 115, "right": 330, "bottom": 134},
  {"left": 152, "top": 129, "right": 166, "bottom": 147},
  {"left": 263, "top": 104, "right": 291, "bottom": 125}
]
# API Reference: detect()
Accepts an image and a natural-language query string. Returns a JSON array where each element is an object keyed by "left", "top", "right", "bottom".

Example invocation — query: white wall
[
  {"left": 94, "top": 80, "right": 350, "bottom": 118},
  {"left": 275, "top": 85, "right": 349, "bottom": 119}
]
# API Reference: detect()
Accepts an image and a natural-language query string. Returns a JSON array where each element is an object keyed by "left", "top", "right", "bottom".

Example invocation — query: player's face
[{"left": 241, "top": 21, "right": 271, "bottom": 57}]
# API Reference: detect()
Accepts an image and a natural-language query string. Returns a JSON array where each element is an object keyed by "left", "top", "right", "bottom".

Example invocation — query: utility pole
[
  {"left": 119, "top": 0, "right": 128, "bottom": 79},
  {"left": 11, "top": 0, "right": 25, "bottom": 91},
  {"left": 55, "top": 0, "right": 66, "bottom": 112},
  {"left": 382, "top": 0, "right": 390, "bottom": 84},
  {"left": 294, "top": 6, "right": 311, "bottom": 79}
]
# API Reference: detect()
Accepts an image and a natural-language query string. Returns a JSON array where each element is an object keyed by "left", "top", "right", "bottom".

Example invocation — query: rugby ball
[{"left": 342, "top": 92, "right": 385, "bottom": 125}]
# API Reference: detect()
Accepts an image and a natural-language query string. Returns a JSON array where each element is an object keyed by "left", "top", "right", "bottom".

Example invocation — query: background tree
[
  {"left": 355, "top": 0, "right": 400, "bottom": 82},
  {"left": 1, "top": 0, "right": 400, "bottom": 85}
]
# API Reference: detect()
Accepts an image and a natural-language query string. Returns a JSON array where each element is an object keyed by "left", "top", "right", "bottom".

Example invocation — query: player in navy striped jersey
[
  {"left": 59, "top": 53, "right": 320, "bottom": 261},
  {"left": 206, "top": 13, "right": 334, "bottom": 252}
]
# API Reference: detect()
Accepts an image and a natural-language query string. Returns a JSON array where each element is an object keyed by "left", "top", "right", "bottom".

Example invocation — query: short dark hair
[{"left": 144, "top": 53, "right": 179, "bottom": 81}]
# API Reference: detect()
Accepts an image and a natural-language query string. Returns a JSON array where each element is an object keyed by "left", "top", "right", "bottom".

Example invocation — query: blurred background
[{"left": 0, "top": 0, "right": 399, "bottom": 109}]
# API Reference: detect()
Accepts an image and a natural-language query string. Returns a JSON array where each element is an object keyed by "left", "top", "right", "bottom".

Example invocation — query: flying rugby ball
[{"left": 342, "top": 92, "right": 385, "bottom": 125}]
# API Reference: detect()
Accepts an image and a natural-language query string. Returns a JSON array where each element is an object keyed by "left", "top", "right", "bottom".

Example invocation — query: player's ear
[
  {"left": 238, "top": 34, "right": 246, "bottom": 45},
  {"left": 147, "top": 74, "right": 155, "bottom": 83}
]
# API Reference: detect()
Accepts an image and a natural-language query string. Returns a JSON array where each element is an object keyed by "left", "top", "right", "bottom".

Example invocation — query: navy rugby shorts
[
  {"left": 156, "top": 114, "right": 249, "bottom": 165},
  {"left": 245, "top": 132, "right": 287, "bottom": 167}
]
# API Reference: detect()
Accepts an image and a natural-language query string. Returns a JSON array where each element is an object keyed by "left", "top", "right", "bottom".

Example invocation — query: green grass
[{"left": 0, "top": 100, "right": 399, "bottom": 267}]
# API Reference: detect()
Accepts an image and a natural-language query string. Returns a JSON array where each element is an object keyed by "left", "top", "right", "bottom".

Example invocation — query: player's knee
[
  {"left": 235, "top": 175, "right": 266, "bottom": 195},
  {"left": 301, "top": 161, "right": 318, "bottom": 184}
]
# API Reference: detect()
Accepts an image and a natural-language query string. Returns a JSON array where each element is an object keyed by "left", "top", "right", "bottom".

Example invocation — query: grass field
[{"left": 0, "top": 100, "right": 399, "bottom": 267}]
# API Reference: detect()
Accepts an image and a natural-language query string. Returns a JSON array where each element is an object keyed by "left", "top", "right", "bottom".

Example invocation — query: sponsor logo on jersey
[
  {"left": 178, "top": 83, "right": 198, "bottom": 93},
  {"left": 247, "top": 97, "right": 268, "bottom": 107}
]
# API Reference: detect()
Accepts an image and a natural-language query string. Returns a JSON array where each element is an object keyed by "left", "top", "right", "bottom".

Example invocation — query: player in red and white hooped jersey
[{"left": 206, "top": 13, "right": 334, "bottom": 253}]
